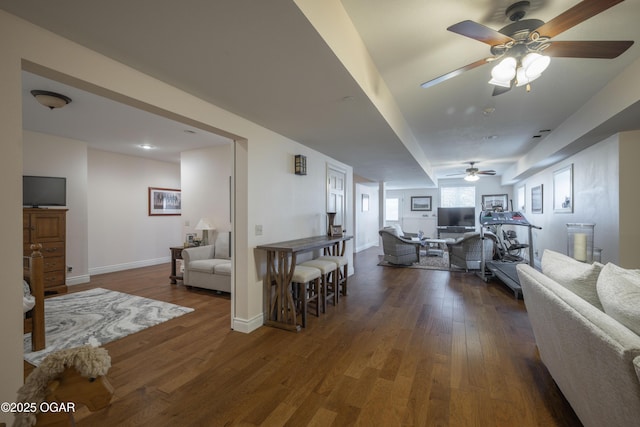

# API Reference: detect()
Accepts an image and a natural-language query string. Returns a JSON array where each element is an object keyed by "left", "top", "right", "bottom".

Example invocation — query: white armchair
[{"left": 182, "top": 232, "right": 231, "bottom": 293}]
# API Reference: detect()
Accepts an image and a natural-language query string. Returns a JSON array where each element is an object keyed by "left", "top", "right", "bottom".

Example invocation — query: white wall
[
  {"left": 181, "top": 145, "right": 233, "bottom": 243},
  {"left": 386, "top": 176, "right": 513, "bottom": 237},
  {"left": 355, "top": 181, "right": 379, "bottom": 252},
  {"left": 87, "top": 149, "right": 181, "bottom": 274},
  {"left": 619, "top": 130, "right": 640, "bottom": 268},
  {"left": 23, "top": 131, "right": 89, "bottom": 283},
  {"left": 516, "top": 136, "right": 620, "bottom": 265}
]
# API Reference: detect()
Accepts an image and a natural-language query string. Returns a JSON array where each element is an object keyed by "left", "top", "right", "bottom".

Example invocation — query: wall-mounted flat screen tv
[
  {"left": 23, "top": 175, "right": 67, "bottom": 207},
  {"left": 437, "top": 207, "right": 475, "bottom": 228}
]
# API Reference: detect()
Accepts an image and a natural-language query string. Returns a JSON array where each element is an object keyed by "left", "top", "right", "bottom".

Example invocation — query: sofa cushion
[
  {"left": 213, "top": 262, "right": 232, "bottom": 276},
  {"left": 189, "top": 259, "right": 229, "bottom": 274},
  {"left": 597, "top": 263, "right": 640, "bottom": 336},
  {"left": 541, "top": 249, "right": 604, "bottom": 310}
]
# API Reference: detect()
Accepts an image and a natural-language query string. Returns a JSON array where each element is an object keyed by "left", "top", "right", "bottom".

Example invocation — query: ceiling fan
[
  {"left": 447, "top": 162, "right": 497, "bottom": 181},
  {"left": 420, "top": 0, "right": 634, "bottom": 95}
]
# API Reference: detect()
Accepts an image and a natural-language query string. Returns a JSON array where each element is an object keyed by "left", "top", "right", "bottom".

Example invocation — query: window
[
  {"left": 385, "top": 198, "right": 399, "bottom": 221},
  {"left": 440, "top": 186, "right": 475, "bottom": 207}
]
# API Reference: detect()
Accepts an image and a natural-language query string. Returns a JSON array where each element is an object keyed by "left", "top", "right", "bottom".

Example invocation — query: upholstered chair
[
  {"left": 447, "top": 232, "right": 495, "bottom": 271},
  {"left": 379, "top": 228, "right": 421, "bottom": 266}
]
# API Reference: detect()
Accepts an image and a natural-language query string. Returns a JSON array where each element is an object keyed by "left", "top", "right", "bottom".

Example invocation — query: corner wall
[
  {"left": 23, "top": 130, "right": 89, "bottom": 283},
  {"left": 181, "top": 145, "right": 233, "bottom": 242},
  {"left": 87, "top": 149, "right": 182, "bottom": 274}
]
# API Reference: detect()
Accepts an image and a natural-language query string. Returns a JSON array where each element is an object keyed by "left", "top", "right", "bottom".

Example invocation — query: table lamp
[{"left": 195, "top": 218, "right": 215, "bottom": 246}]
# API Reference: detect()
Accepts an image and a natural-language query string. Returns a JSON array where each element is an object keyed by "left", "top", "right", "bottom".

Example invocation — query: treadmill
[{"left": 477, "top": 210, "right": 541, "bottom": 298}]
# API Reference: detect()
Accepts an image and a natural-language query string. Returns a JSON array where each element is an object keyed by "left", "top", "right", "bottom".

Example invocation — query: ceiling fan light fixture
[
  {"left": 490, "top": 57, "right": 517, "bottom": 80},
  {"left": 464, "top": 173, "right": 480, "bottom": 182},
  {"left": 522, "top": 52, "right": 550, "bottom": 78}
]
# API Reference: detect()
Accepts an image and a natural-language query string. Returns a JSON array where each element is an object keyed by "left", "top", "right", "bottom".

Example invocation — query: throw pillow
[
  {"left": 541, "top": 249, "right": 604, "bottom": 310},
  {"left": 597, "top": 263, "right": 640, "bottom": 336}
]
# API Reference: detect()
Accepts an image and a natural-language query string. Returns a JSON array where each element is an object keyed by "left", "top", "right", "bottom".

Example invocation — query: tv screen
[
  {"left": 23, "top": 175, "right": 67, "bottom": 207},
  {"left": 437, "top": 207, "right": 475, "bottom": 227}
]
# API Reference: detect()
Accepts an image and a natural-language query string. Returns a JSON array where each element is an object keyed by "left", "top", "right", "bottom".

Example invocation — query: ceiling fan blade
[
  {"left": 533, "top": 0, "right": 624, "bottom": 39},
  {"left": 492, "top": 85, "right": 511, "bottom": 96},
  {"left": 544, "top": 40, "right": 634, "bottom": 59},
  {"left": 478, "top": 170, "right": 497, "bottom": 175},
  {"left": 421, "top": 58, "right": 490, "bottom": 89},
  {"left": 447, "top": 20, "right": 514, "bottom": 46}
]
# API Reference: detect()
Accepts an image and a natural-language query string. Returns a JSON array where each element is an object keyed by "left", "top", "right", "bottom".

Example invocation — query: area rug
[
  {"left": 378, "top": 251, "right": 451, "bottom": 271},
  {"left": 24, "top": 287, "right": 194, "bottom": 366}
]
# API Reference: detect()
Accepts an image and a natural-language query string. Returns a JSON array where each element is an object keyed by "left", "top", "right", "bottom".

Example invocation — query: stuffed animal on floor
[{"left": 13, "top": 344, "right": 113, "bottom": 427}]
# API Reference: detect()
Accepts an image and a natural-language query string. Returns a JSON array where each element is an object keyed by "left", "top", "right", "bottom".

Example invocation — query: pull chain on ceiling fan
[{"left": 420, "top": 0, "right": 634, "bottom": 95}]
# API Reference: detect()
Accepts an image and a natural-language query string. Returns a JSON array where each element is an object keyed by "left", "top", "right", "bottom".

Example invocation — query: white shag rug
[{"left": 24, "top": 288, "right": 194, "bottom": 366}]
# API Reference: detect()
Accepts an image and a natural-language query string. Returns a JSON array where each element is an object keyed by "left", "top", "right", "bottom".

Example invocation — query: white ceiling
[
  {"left": 4, "top": 0, "right": 640, "bottom": 188},
  {"left": 22, "top": 71, "right": 232, "bottom": 163}
]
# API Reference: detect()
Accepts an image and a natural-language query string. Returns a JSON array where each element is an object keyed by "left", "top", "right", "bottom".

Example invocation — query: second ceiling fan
[
  {"left": 448, "top": 162, "right": 497, "bottom": 181},
  {"left": 420, "top": 0, "right": 634, "bottom": 95}
]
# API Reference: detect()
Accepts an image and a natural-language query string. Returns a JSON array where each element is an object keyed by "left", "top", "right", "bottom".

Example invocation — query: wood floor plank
[{"left": 23, "top": 247, "right": 582, "bottom": 426}]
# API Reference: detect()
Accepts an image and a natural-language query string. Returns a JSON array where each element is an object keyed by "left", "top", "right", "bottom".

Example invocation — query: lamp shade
[
  {"left": 195, "top": 218, "right": 215, "bottom": 231},
  {"left": 195, "top": 218, "right": 215, "bottom": 246}
]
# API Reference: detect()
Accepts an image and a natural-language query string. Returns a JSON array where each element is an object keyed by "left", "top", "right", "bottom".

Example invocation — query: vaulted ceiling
[{"left": 3, "top": 0, "right": 640, "bottom": 188}]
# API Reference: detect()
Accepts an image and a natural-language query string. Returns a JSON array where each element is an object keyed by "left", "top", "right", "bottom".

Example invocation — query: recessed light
[{"left": 139, "top": 144, "right": 155, "bottom": 150}]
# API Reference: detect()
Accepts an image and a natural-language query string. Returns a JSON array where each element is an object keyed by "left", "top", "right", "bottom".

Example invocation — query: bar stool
[
  {"left": 316, "top": 255, "right": 348, "bottom": 296},
  {"left": 291, "top": 265, "right": 321, "bottom": 327},
  {"left": 300, "top": 259, "right": 338, "bottom": 311}
]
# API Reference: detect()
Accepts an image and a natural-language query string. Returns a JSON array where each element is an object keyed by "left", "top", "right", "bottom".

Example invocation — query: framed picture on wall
[
  {"left": 531, "top": 185, "right": 543, "bottom": 214},
  {"left": 411, "top": 196, "right": 432, "bottom": 211},
  {"left": 148, "top": 187, "right": 181, "bottom": 216},
  {"left": 553, "top": 164, "right": 573, "bottom": 213},
  {"left": 481, "top": 194, "right": 508, "bottom": 211}
]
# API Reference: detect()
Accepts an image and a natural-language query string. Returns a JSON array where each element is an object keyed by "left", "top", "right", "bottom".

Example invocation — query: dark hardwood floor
[{"left": 30, "top": 247, "right": 582, "bottom": 426}]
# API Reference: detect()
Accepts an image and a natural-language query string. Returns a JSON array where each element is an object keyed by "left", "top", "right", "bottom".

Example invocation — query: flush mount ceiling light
[
  {"left": 30, "top": 90, "right": 72, "bottom": 110},
  {"left": 139, "top": 144, "right": 155, "bottom": 150}
]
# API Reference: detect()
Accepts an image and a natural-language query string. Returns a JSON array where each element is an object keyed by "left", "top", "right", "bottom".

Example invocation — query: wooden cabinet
[{"left": 23, "top": 208, "right": 68, "bottom": 294}]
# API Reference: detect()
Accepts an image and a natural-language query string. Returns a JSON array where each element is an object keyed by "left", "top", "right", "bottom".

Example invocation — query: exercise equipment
[{"left": 477, "top": 210, "right": 541, "bottom": 298}]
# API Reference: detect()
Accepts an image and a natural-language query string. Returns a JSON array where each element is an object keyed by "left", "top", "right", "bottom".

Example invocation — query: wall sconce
[{"left": 294, "top": 154, "right": 307, "bottom": 175}]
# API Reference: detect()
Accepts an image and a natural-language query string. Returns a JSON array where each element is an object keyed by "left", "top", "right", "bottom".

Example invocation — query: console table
[{"left": 257, "top": 235, "right": 352, "bottom": 331}]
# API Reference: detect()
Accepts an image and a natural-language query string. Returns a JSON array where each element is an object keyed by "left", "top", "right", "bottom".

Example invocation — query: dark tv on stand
[
  {"left": 437, "top": 207, "right": 475, "bottom": 230},
  {"left": 23, "top": 175, "right": 67, "bottom": 207}
]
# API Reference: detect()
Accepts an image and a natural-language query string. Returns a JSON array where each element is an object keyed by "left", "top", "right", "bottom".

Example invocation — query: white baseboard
[
  {"left": 232, "top": 313, "right": 263, "bottom": 334},
  {"left": 355, "top": 242, "right": 378, "bottom": 253},
  {"left": 66, "top": 274, "right": 90, "bottom": 286},
  {"left": 88, "top": 257, "right": 170, "bottom": 276}
]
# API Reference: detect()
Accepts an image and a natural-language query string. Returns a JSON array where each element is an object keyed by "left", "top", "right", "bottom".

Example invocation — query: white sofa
[
  {"left": 182, "top": 233, "right": 231, "bottom": 293},
  {"left": 517, "top": 250, "right": 640, "bottom": 427}
]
